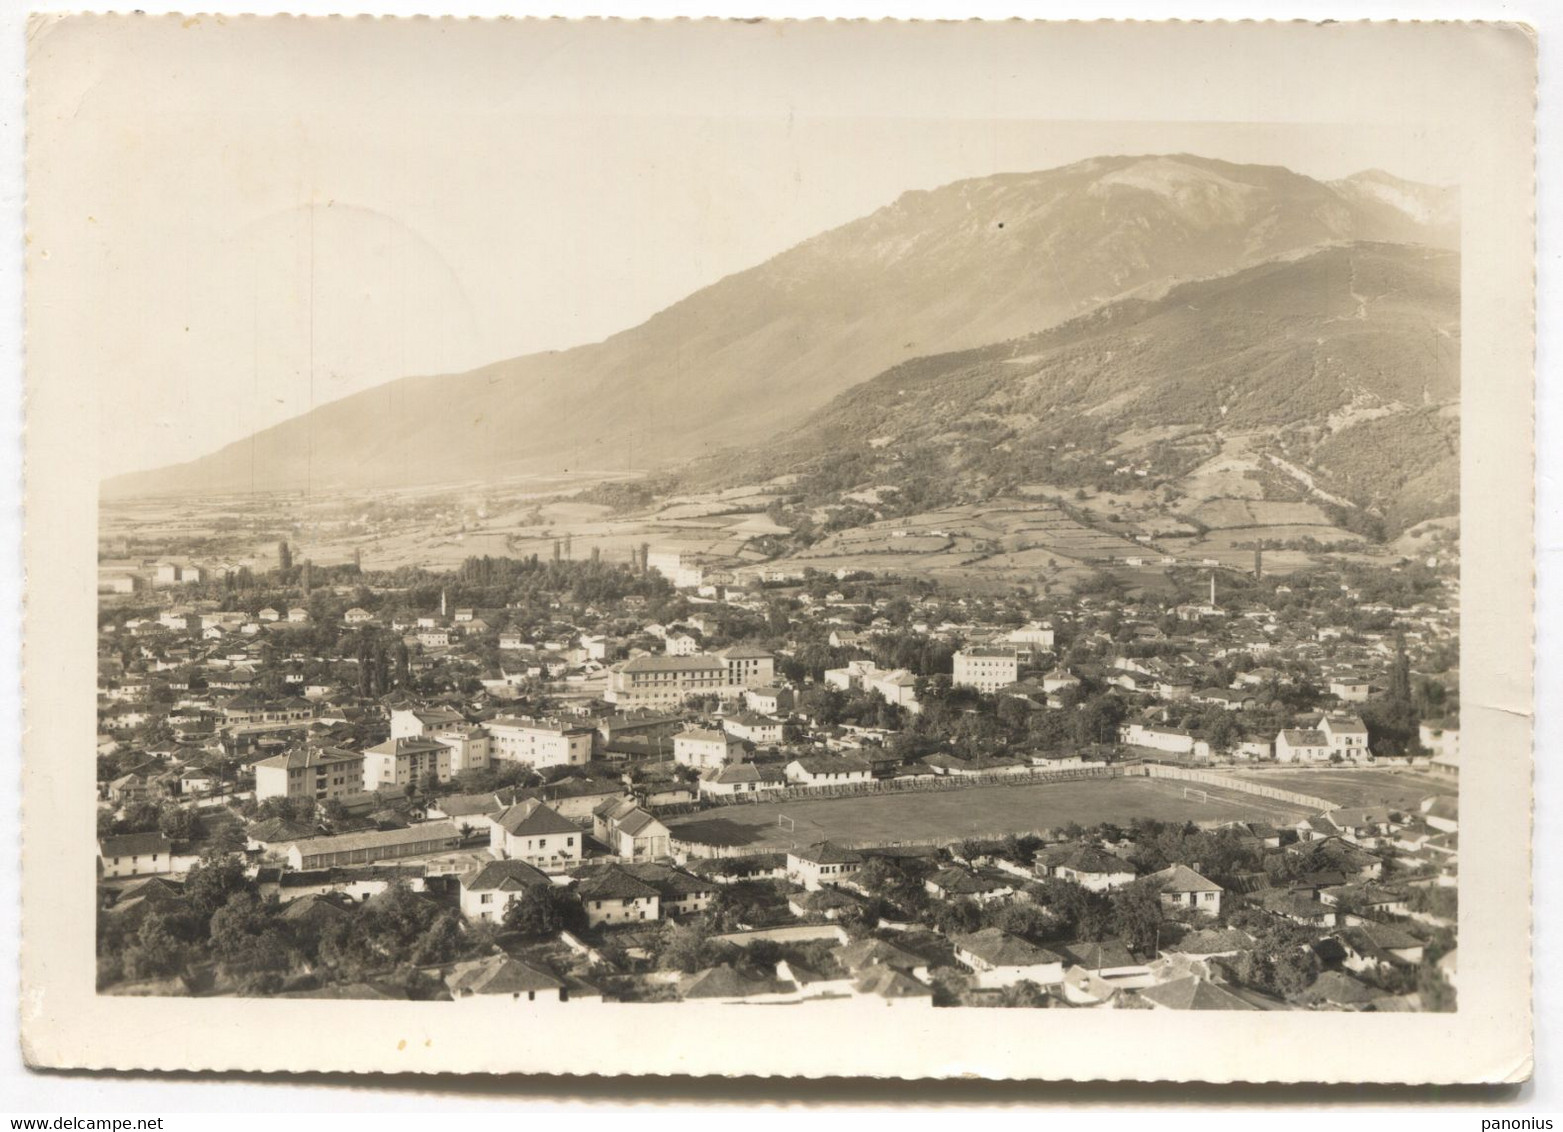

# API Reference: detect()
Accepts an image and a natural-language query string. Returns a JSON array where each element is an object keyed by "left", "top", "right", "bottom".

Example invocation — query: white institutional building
[{"left": 952, "top": 646, "right": 1021, "bottom": 693}]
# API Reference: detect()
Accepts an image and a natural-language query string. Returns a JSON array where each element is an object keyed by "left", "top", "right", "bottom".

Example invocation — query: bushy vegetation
[{"left": 97, "top": 856, "right": 480, "bottom": 997}]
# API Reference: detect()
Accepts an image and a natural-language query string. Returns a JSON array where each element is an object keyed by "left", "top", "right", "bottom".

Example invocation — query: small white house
[
  {"left": 99, "top": 832, "right": 175, "bottom": 879},
  {"left": 952, "top": 929, "right": 1065, "bottom": 988},
  {"left": 785, "top": 842, "right": 862, "bottom": 891}
]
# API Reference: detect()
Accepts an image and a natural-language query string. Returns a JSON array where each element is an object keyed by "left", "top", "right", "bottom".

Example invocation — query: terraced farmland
[{"left": 783, "top": 499, "right": 1144, "bottom": 578}]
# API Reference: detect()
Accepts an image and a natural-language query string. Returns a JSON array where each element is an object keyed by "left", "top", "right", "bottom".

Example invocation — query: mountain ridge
[
  {"left": 106, "top": 154, "right": 1459, "bottom": 499},
  {"left": 710, "top": 240, "right": 1458, "bottom": 537}
]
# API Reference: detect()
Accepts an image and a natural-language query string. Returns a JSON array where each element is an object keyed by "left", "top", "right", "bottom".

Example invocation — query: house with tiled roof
[
  {"left": 925, "top": 866, "right": 1014, "bottom": 905},
  {"left": 1255, "top": 888, "right": 1337, "bottom": 928},
  {"left": 1042, "top": 844, "right": 1140, "bottom": 892},
  {"left": 785, "top": 884, "right": 868, "bottom": 921},
  {"left": 688, "top": 852, "right": 788, "bottom": 885},
  {"left": 445, "top": 953, "right": 568, "bottom": 1003},
  {"left": 427, "top": 789, "right": 534, "bottom": 827},
  {"left": 540, "top": 777, "right": 625, "bottom": 824},
  {"left": 277, "top": 892, "right": 356, "bottom": 930},
  {"left": 101, "top": 874, "right": 184, "bottom": 925},
  {"left": 1164, "top": 928, "right": 1255, "bottom": 959},
  {"left": 611, "top": 862, "right": 716, "bottom": 918},
  {"left": 1337, "top": 923, "right": 1426, "bottom": 975},
  {"left": 697, "top": 760, "right": 786, "bottom": 800},
  {"left": 787, "top": 842, "right": 863, "bottom": 891},
  {"left": 1302, "top": 806, "right": 1401, "bottom": 848},
  {"left": 1146, "top": 864, "right": 1223, "bottom": 916},
  {"left": 1320, "top": 713, "right": 1371, "bottom": 762},
  {"left": 721, "top": 712, "right": 784, "bottom": 746},
  {"left": 592, "top": 797, "right": 671, "bottom": 860},
  {"left": 1275, "top": 728, "right": 1330, "bottom": 763},
  {"left": 772, "top": 958, "right": 854, "bottom": 1001},
  {"left": 784, "top": 753, "right": 872, "bottom": 788},
  {"left": 178, "top": 764, "right": 218, "bottom": 794},
  {"left": 1060, "top": 963, "right": 1125, "bottom": 1007},
  {"left": 834, "top": 938, "right": 930, "bottom": 980},
  {"left": 489, "top": 799, "right": 582, "bottom": 868},
  {"left": 389, "top": 706, "right": 468, "bottom": 739},
  {"left": 1325, "top": 881, "right": 1412, "bottom": 919},
  {"left": 852, "top": 965, "right": 935, "bottom": 1006},
  {"left": 98, "top": 832, "right": 176, "bottom": 879},
  {"left": 106, "top": 771, "right": 156, "bottom": 807},
  {"left": 1296, "top": 969, "right": 1386, "bottom": 1010},
  {"left": 952, "top": 928, "right": 1065, "bottom": 988},
  {"left": 676, "top": 964, "right": 793, "bottom": 1004},
  {"left": 1055, "top": 940, "right": 1151, "bottom": 982},
  {"left": 673, "top": 727, "right": 743, "bottom": 770},
  {"left": 1134, "top": 976, "right": 1258, "bottom": 1011},
  {"left": 245, "top": 816, "right": 319, "bottom": 850},
  {"left": 743, "top": 685, "right": 794, "bottom": 716},
  {"left": 459, "top": 858, "right": 552, "bottom": 923},
  {"left": 1284, "top": 835, "right": 1386, "bottom": 882},
  {"left": 576, "top": 866, "right": 661, "bottom": 927}
]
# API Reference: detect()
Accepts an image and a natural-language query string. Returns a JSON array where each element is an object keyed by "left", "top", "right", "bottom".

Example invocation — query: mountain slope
[
  {"left": 1328, "top": 169, "right": 1459, "bottom": 249},
  {"left": 729, "top": 241, "right": 1459, "bottom": 534},
  {"left": 107, "top": 154, "right": 1459, "bottom": 498}
]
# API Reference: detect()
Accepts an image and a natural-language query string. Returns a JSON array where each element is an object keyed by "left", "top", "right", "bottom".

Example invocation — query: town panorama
[{"left": 94, "top": 157, "right": 1462, "bottom": 1014}]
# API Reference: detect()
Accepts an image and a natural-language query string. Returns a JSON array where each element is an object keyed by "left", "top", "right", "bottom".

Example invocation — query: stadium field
[
  {"left": 1223, "top": 767, "right": 1453, "bottom": 811},
  {"left": 665, "top": 776, "right": 1315, "bottom": 851}
]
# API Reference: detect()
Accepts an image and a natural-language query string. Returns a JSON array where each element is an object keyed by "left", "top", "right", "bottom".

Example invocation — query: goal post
[
  {"left": 1183, "top": 787, "right": 1209, "bottom": 804},
  {"left": 778, "top": 815, "right": 795, "bottom": 832}
]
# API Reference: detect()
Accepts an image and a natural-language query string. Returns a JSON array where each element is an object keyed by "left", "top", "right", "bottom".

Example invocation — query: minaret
[
  {"left": 1209, "top": 573, "right": 1216, "bottom": 609},
  {"left": 440, "top": 588, "right": 447, "bottom": 618}
]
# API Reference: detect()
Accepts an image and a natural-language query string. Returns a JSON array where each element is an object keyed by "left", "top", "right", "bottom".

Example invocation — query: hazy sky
[{"left": 27, "top": 19, "right": 1469, "bottom": 478}]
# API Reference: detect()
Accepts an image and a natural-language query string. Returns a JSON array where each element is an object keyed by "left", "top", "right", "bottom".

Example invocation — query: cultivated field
[
  {"left": 665, "top": 776, "right": 1317, "bottom": 852},
  {"left": 1187, "top": 498, "right": 1334, "bottom": 530},
  {"left": 779, "top": 499, "right": 1150, "bottom": 586},
  {"left": 1225, "top": 767, "right": 1454, "bottom": 811}
]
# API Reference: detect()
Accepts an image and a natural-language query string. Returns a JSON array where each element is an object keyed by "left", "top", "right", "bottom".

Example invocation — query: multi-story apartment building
[
  {"left": 486, "top": 716, "right": 594, "bottom": 768},
  {"left": 432, "top": 723, "right": 492, "bottom": 774},
  {"left": 254, "top": 746, "right": 365, "bottom": 803},
  {"left": 716, "top": 645, "right": 775, "bottom": 690},
  {"left": 361, "top": 736, "right": 452, "bottom": 791}
]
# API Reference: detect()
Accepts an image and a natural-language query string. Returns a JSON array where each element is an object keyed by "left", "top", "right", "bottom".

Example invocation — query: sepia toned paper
[{"left": 19, "top": 15, "right": 1536, "bottom": 1082}]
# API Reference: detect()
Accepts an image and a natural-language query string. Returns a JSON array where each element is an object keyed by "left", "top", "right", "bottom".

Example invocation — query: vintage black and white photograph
[{"left": 19, "top": 15, "right": 1535, "bottom": 1082}]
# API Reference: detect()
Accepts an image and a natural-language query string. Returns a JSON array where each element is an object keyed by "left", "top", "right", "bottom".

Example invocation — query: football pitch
[
  {"left": 1223, "top": 767, "right": 1454, "bottom": 811},
  {"left": 665, "top": 776, "right": 1317, "bottom": 851}
]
